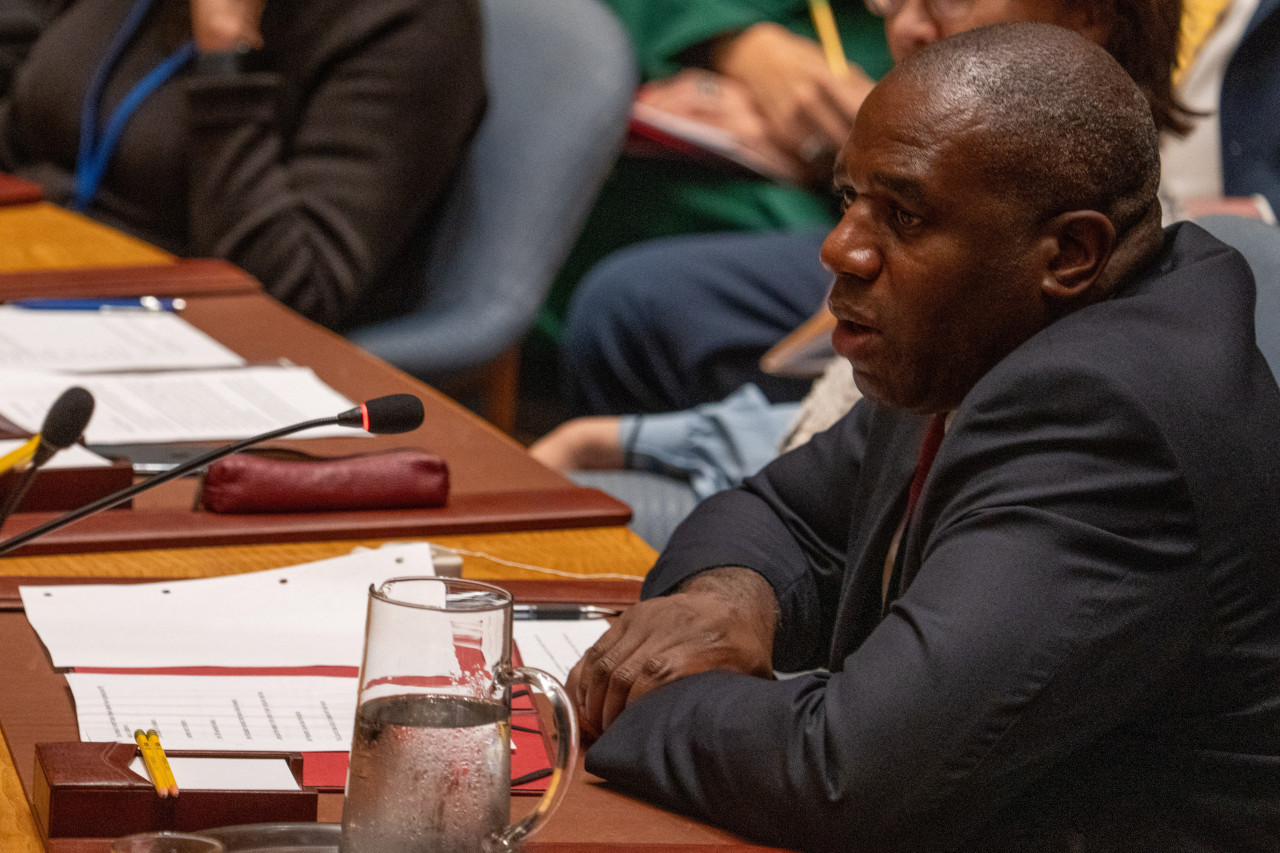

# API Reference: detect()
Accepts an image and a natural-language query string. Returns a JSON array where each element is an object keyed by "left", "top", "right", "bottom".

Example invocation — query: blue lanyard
[{"left": 72, "top": 0, "right": 194, "bottom": 211}]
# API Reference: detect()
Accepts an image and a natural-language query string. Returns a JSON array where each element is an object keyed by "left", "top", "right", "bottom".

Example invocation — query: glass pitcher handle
[{"left": 489, "top": 666, "right": 579, "bottom": 852}]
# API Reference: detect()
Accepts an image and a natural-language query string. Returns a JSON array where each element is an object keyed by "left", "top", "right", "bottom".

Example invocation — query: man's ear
[{"left": 1038, "top": 210, "right": 1116, "bottom": 303}]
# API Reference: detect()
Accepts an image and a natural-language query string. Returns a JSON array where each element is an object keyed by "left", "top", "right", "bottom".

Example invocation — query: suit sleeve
[
  {"left": 589, "top": 366, "right": 1203, "bottom": 852},
  {"left": 641, "top": 399, "right": 880, "bottom": 672}
]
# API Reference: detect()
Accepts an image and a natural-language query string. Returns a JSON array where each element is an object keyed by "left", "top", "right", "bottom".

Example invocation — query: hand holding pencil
[
  {"left": 710, "top": 17, "right": 871, "bottom": 177},
  {"left": 808, "top": 0, "right": 850, "bottom": 77}
]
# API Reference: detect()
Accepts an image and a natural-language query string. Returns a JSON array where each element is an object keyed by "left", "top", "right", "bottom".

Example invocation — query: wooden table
[
  {"left": 0, "top": 533, "right": 770, "bottom": 852},
  {"left": 0, "top": 197, "right": 769, "bottom": 851},
  {"left": 0, "top": 202, "right": 173, "bottom": 272},
  {"left": 0, "top": 194, "right": 169, "bottom": 851},
  {"left": 2, "top": 528, "right": 675, "bottom": 853}
]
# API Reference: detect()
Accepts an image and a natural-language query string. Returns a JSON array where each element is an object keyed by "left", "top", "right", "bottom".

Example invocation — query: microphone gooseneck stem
[
  {"left": 0, "top": 414, "right": 340, "bottom": 556},
  {"left": 0, "top": 465, "right": 41, "bottom": 531}
]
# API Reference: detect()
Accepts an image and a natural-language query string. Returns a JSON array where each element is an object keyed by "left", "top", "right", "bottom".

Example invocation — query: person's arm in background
[
  {"left": 603, "top": 0, "right": 891, "bottom": 177},
  {"left": 603, "top": 0, "right": 890, "bottom": 83},
  {"left": 531, "top": 383, "right": 800, "bottom": 499},
  {"left": 184, "top": 0, "right": 485, "bottom": 328},
  {"left": 709, "top": 19, "right": 870, "bottom": 167},
  {"left": 190, "top": 0, "right": 265, "bottom": 51}
]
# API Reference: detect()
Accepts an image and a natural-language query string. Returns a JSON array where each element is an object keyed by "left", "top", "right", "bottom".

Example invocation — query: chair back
[
  {"left": 348, "top": 0, "right": 636, "bottom": 387},
  {"left": 1197, "top": 214, "right": 1280, "bottom": 378}
]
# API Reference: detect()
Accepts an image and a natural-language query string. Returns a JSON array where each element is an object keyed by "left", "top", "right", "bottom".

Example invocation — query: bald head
[{"left": 887, "top": 22, "right": 1161, "bottom": 240}]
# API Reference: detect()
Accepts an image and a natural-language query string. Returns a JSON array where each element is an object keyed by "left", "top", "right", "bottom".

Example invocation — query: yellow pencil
[
  {"left": 0, "top": 435, "right": 39, "bottom": 477},
  {"left": 134, "top": 729, "right": 167, "bottom": 796},
  {"left": 808, "top": 0, "right": 850, "bottom": 77},
  {"left": 134, "top": 729, "right": 179, "bottom": 797},
  {"left": 147, "top": 729, "right": 180, "bottom": 797}
]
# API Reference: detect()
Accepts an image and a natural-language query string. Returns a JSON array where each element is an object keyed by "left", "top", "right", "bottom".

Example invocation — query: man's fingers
[
  {"left": 569, "top": 574, "right": 779, "bottom": 734},
  {"left": 806, "top": 87, "right": 854, "bottom": 147},
  {"left": 831, "top": 68, "right": 874, "bottom": 118},
  {"left": 573, "top": 620, "right": 620, "bottom": 698},
  {"left": 575, "top": 601, "right": 695, "bottom": 733},
  {"left": 600, "top": 650, "right": 677, "bottom": 729},
  {"left": 579, "top": 621, "right": 668, "bottom": 731}
]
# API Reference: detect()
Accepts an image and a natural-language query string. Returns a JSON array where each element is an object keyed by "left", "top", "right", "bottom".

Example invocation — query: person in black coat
[{"left": 573, "top": 22, "right": 1280, "bottom": 853}]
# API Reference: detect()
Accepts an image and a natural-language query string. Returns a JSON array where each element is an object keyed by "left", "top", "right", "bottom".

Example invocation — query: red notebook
[{"left": 623, "top": 71, "right": 807, "bottom": 185}]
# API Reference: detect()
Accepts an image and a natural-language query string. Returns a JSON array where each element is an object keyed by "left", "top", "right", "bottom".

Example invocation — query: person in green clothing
[{"left": 538, "top": 0, "right": 892, "bottom": 341}]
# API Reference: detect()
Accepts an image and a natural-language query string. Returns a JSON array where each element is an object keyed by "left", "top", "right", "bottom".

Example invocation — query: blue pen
[{"left": 9, "top": 296, "right": 186, "bottom": 312}]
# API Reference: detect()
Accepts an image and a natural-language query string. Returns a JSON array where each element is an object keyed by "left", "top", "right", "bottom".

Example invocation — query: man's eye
[
  {"left": 837, "top": 187, "right": 856, "bottom": 210},
  {"left": 893, "top": 207, "right": 921, "bottom": 229}
]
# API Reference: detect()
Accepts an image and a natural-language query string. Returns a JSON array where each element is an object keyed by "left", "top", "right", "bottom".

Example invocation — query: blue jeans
[{"left": 561, "top": 228, "right": 832, "bottom": 414}]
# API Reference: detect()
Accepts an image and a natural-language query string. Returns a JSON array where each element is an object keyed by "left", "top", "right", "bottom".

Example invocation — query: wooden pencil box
[
  {"left": 0, "top": 462, "right": 133, "bottom": 513},
  {"left": 33, "top": 742, "right": 317, "bottom": 842}
]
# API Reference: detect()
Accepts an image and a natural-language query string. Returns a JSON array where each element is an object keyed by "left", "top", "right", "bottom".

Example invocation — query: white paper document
[
  {"left": 0, "top": 306, "right": 245, "bottom": 372},
  {"left": 128, "top": 755, "right": 303, "bottom": 791},
  {"left": 0, "top": 439, "right": 111, "bottom": 467},
  {"left": 21, "top": 542, "right": 436, "bottom": 669},
  {"left": 513, "top": 621, "right": 609, "bottom": 683},
  {"left": 68, "top": 673, "right": 357, "bottom": 752},
  {"left": 0, "top": 365, "right": 360, "bottom": 443}
]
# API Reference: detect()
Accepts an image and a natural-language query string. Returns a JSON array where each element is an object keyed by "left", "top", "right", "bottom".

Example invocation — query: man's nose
[{"left": 821, "top": 210, "right": 881, "bottom": 284}]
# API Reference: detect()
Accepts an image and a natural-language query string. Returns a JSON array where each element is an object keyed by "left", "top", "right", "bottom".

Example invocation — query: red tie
[
  {"left": 906, "top": 413, "right": 947, "bottom": 521},
  {"left": 881, "top": 412, "right": 949, "bottom": 606}
]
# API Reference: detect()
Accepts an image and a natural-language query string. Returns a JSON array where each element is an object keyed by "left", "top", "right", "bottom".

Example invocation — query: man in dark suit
[{"left": 570, "top": 22, "right": 1280, "bottom": 853}]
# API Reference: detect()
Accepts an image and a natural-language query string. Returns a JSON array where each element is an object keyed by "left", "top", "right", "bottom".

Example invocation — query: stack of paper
[
  {"left": 22, "top": 543, "right": 437, "bottom": 751},
  {"left": 0, "top": 307, "right": 360, "bottom": 443},
  {"left": 22, "top": 543, "right": 607, "bottom": 756}
]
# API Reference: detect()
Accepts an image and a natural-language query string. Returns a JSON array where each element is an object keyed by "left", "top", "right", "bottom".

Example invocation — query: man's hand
[
  {"left": 712, "top": 22, "right": 873, "bottom": 176},
  {"left": 191, "top": 0, "right": 266, "bottom": 52},
  {"left": 568, "top": 567, "right": 778, "bottom": 738}
]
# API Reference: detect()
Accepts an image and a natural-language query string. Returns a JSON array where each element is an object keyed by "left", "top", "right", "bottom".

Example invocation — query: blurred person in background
[
  {"left": 0, "top": 0, "right": 485, "bottom": 329},
  {"left": 536, "top": 0, "right": 893, "bottom": 343},
  {"left": 535, "top": 0, "right": 1191, "bottom": 549}
]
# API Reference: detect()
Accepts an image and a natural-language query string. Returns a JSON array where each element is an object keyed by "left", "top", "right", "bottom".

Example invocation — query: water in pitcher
[{"left": 340, "top": 693, "right": 510, "bottom": 853}]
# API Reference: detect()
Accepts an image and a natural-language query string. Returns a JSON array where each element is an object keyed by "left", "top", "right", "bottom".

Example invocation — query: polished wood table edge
[
  {"left": 0, "top": 526, "right": 656, "bottom": 582},
  {"left": 0, "top": 487, "right": 633, "bottom": 557},
  {"left": 0, "top": 257, "right": 256, "bottom": 299},
  {"left": 0, "top": 259, "right": 627, "bottom": 540},
  {"left": 0, "top": 203, "right": 173, "bottom": 273}
]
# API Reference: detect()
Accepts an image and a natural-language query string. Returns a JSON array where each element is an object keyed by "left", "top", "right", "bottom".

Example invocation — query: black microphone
[
  {"left": 31, "top": 387, "right": 96, "bottom": 467},
  {"left": 0, "top": 393, "right": 425, "bottom": 556},
  {"left": 336, "top": 393, "right": 425, "bottom": 435},
  {"left": 0, "top": 387, "right": 96, "bottom": 530}
]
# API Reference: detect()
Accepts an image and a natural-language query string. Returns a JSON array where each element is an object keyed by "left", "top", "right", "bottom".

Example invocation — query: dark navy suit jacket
[
  {"left": 586, "top": 224, "right": 1280, "bottom": 852},
  {"left": 1221, "top": 0, "right": 1280, "bottom": 211}
]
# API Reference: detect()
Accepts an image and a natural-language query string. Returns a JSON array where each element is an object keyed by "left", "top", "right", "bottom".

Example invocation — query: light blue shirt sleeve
[{"left": 619, "top": 384, "right": 800, "bottom": 500}]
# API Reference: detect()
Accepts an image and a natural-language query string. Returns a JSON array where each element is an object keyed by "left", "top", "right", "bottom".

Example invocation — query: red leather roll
[{"left": 200, "top": 449, "right": 449, "bottom": 513}]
